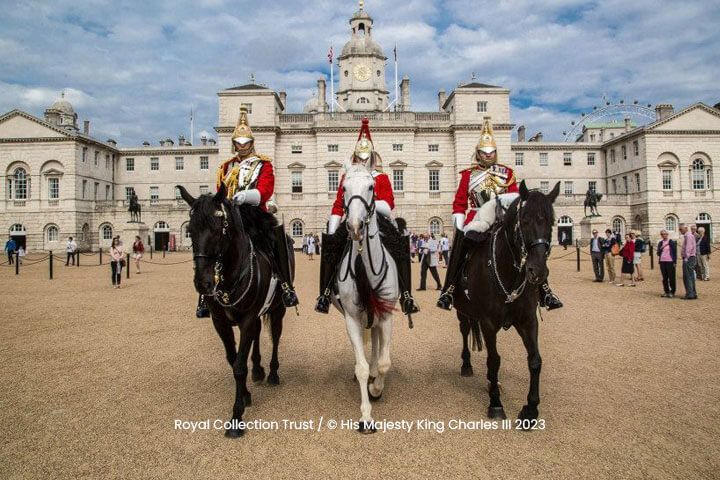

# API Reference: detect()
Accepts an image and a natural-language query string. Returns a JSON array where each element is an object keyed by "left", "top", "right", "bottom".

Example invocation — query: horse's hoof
[
  {"left": 517, "top": 405, "right": 538, "bottom": 426},
  {"left": 267, "top": 373, "right": 280, "bottom": 386},
  {"left": 368, "top": 386, "right": 382, "bottom": 402},
  {"left": 488, "top": 406, "right": 507, "bottom": 420},
  {"left": 357, "top": 421, "right": 377, "bottom": 434},
  {"left": 252, "top": 367, "right": 266, "bottom": 383},
  {"left": 460, "top": 365, "right": 474, "bottom": 377},
  {"left": 225, "top": 427, "right": 245, "bottom": 438}
]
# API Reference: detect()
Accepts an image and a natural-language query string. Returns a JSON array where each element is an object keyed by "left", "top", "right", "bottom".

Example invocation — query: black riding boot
[
  {"left": 273, "top": 225, "right": 299, "bottom": 308},
  {"left": 315, "top": 237, "right": 333, "bottom": 313},
  {"left": 437, "top": 229, "right": 468, "bottom": 310},
  {"left": 538, "top": 282, "right": 563, "bottom": 310},
  {"left": 397, "top": 255, "right": 419, "bottom": 314},
  {"left": 196, "top": 294, "right": 210, "bottom": 318}
]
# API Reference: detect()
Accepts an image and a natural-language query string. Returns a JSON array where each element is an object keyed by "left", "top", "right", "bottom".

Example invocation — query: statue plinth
[
  {"left": 579, "top": 216, "right": 607, "bottom": 247},
  {"left": 122, "top": 222, "right": 149, "bottom": 250}
]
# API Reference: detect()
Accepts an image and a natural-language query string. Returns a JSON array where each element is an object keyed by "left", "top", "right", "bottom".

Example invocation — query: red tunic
[
  {"left": 331, "top": 171, "right": 394, "bottom": 217},
  {"left": 217, "top": 158, "right": 275, "bottom": 211},
  {"left": 452, "top": 164, "right": 518, "bottom": 225}
]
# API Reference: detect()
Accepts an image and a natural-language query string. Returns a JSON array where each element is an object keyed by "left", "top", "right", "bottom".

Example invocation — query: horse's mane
[{"left": 503, "top": 190, "right": 555, "bottom": 232}]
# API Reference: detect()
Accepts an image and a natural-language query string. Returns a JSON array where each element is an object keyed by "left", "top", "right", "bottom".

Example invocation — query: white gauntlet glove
[
  {"left": 453, "top": 213, "right": 466, "bottom": 231},
  {"left": 328, "top": 215, "right": 342, "bottom": 235},
  {"left": 232, "top": 189, "right": 261, "bottom": 206}
]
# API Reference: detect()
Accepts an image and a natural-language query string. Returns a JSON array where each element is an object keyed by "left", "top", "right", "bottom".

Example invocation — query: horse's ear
[
  {"left": 214, "top": 183, "right": 226, "bottom": 204},
  {"left": 548, "top": 181, "right": 561, "bottom": 203},
  {"left": 519, "top": 180, "right": 530, "bottom": 201},
  {"left": 176, "top": 185, "right": 195, "bottom": 207}
]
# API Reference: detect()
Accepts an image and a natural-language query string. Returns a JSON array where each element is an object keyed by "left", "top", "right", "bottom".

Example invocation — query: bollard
[
  {"left": 150, "top": 245, "right": 153, "bottom": 259},
  {"left": 126, "top": 253, "right": 131, "bottom": 279},
  {"left": 99, "top": 248, "right": 103, "bottom": 265},
  {"left": 163, "top": 247, "right": 166, "bottom": 258},
  {"left": 576, "top": 245, "right": 581, "bottom": 272},
  {"left": 77, "top": 251, "right": 80, "bottom": 267},
  {"left": 49, "top": 251, "right": 54, "bottom": 279},
  {"left": 649, "top": 244, "right": 654, "bottom": 270},
  {"left": 16, "top": 252, "right": 19, "bottom": 275}
]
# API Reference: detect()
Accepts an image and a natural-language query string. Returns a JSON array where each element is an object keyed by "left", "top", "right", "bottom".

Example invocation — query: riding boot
[
  {"left": 538, "top": 282, "right": 563, "bottom": 310},
  {"left": 272, "top": 225, "right": 299, "bottom": 308},
  {"left": 397, "top": 255, "right": 420, "bottom": 314},
  {"left": 315, "top": 238, "right": 333, "bottom": 313},
  {"left": 196, "top": 294, "right": 210, "bottom": 318},
  {"left": 437, "top": 229, "right": 468, "bottom": 310}
]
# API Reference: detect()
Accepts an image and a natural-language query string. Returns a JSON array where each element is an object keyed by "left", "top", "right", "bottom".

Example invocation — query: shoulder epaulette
[{"left": 256, "top": 154, "right": 272, "bottom": 162}]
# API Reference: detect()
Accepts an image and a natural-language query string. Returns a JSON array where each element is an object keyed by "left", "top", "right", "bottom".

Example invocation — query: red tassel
[
  {"left": 358, "top": 117, "right": 372, "bottom": 141},
  {"left": 369, "top": 292, "right": 395, "bottom": 317}
]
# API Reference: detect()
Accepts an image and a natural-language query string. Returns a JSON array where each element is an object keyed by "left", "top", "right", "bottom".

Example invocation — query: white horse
[{"left": 334, "top": 164, "right": 399, "bottom": 434}]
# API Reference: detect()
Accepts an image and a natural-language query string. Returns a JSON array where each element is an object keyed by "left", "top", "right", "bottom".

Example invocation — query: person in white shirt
[
  {"left": 65, "top": 236, "right": 77, "bottom": 266},
  {"left": 418, "top": 234, "right": 442, "bottom": 290},
  {"left": 439, "top": 233, "right": 450, "bottom": 267},
  {"left": 307, "top": 233, "right": 315, "bottom": 260}
]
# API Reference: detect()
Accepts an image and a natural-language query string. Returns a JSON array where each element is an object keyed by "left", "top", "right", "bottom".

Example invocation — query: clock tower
[{"left": 336, "top": 2, "right": 389, "bottom": 112}]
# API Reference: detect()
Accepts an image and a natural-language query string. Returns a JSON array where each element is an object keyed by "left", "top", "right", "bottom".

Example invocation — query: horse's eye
[
  {"left": 369, "top": 185, "right": 374, "bottom": 191},
  {"left": 342, "top": 186, "right": 346, "bottom": 192}
]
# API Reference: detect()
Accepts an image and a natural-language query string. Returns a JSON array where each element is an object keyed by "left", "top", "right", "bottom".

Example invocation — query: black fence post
[
  {"left": 15, "top": 252, "right": 19, "bottom": 275},
  {"left": 77, "top": 251, "right": 80, "bottom": 267},
  {"left": 99, "top": 248, "right": 103, "bottom": 265},
  {"left": 150, "top": 245, "right": 153, "bottom": 259},
  {"left": 49, "top": 251, "right": 53, "bottom": 280},
  {"left": 126, "top": 253, "right": 131, "bottom": 279},
  {"left": 649, "top": 244, "right": 654, "bottom": 270},
  {"left": 576, "top": 245, "right": 581, "bottom": 272},
  {"left": 163, "top": 248, "right": 166, "bottom": 258}
]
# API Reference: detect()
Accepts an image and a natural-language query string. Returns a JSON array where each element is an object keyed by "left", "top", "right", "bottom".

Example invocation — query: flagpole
[
  {"left": 329, "top": 45, "right": 334, "bottom": 114},
  {"left": 190, "top": 106, "right": 194, "bottom": 146},
  {"left": 394, "top": 44, "right": 399, "bottom": 112}
]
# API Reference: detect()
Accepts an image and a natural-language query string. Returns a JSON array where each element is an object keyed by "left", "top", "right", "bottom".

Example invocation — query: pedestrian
[
  {"left": 110, "top": 237, "right": 125, "bottom": 288},
  {"left": 632, "top": 232, "right": 645, "bottom": 281},
  {"left": 691, "top": 224, "right": 703, "bottom": 279},
  {"left": 561, "top": 231, "right": 568, "bottom": 250},
  {"left": 307, "top": 233, "right": 315, "bottom": 261},
  {"left": 17, "top": 245, "right": 26, "bottom": 265},
  {"left": 657, "top": 229, "right": 677, "bottom": 298},
  {"left": 679, "top": 223, "right": 698, "bottom": 299},
  {"left": 314, "top": 234, "right": 320, "bottom": 255},
  {"left": 418, "top": 234, "right": 441, "bottom": 291},
  {"left": 440, "top": 233, "right": 450, "bottom": 267},
  {"left": 603, "top": 229, "right": 618, "bottom": 284},
  {"left": 618, "top": 233, "right": 636, "bottom": 286},
  {"left": 65, "top": 236, "right": 77, "bottom": 266},
  {"left": 697, "top": 227, "right": 710, "bottom": 281},
  {"left": 132, "top": 235, "right": 144, "bottom": 274},
  {"left": 409, "top": 234, "right": 417, "bottom": 262},
  {"left": 5, "top": 236, "right": 17, "bottom": 265},
  {"left": 589, "top": 229, "right": 605, "bottom": 282}
]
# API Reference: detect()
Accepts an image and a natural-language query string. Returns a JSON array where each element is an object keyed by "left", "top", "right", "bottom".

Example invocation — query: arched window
[
  {"left": 101, "top": 224, "right": 113, "bottom": 240},
  {"left": 697, "top": 212, "right": 711, "bottom": 222},
  {"left": 291, "top": 220, "right": 303, "bottom": 237},
  {"left": 665, "top": 215, "right": 678, "bottom": 232},
  {"left": 558, "top": 216, "right": 573, "bottom": 226},
  {"left": 81, "top": 223, "right": 89, "bottom": 242},
  {"left": 692, "top": 159, "right": 706, "bottom": 190},
  {"left": 612, "top": 217, "right": 625, "bottom": 235},
  {"left": 357, "top": 97, "right": 370, "bottom": 104},
  {"left": 46, "top": 225, "right": 59, "bottom": 242},
  {"left": 429, "top": 218, "right": 442, "bottom": 235},
  {"left": 154, "top": 221, "right": 169, "bottom": 231},
  {"left": 12, "top": 168, "right": 28, "bottom": 200},
  {"left": 10, "top": 224, "right": 26, "bottom": 234}
]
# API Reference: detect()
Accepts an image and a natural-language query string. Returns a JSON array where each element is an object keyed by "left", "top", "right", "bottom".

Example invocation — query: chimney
[
  {"left": 178, "top": 135, "right": 186, "bottom": 146},
  {"left": 655, "top": 104, "right": 674, "bottom": 121},
  {"left": 438, "top": 89, "right": 447, "bottom": 111},
  {"left": 279, "top": 91, "right": 287, "bottom": 109},
  {"left": 536, "top": 132, "right": 543, "bottom": 142},
  {"left": 517, "top": 125, "right": 526, "bottom": 142},
  {"left": 143, "top": 141, "right": 150, "bottom": 147},
  {"left": 208, "top": 138, "right": 216, "bottom": 146},
  {"left": 624, "top": 117, "right": 632, "bottom": 132},
  {"left": 159, "top": 139, "right": 165, "bottom": 147},
  {"left": 106, "top": 139, "right": 117, "bottom": 146},
  {"left": 317, "top": 79, "right": 326, "bottom": 112},
  {"left": 400, "top": 75, "right": 410, "bottom": 111},
  {"left": 83, "top": 120, "right": 90, "bottom": 135},
  {"left": 201, "top": 135, "right": 208, "bottom": 146},
  {"left": 165, "top": 138, "right": 174, "bottom": 146}
]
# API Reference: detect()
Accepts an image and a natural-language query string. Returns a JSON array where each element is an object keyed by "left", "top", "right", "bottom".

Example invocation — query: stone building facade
[{"left": 1, "top": 4, "right": 718, "bottom": 252}]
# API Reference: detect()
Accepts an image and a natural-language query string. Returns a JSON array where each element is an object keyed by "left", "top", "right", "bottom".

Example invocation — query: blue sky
[{"left": 1, "top": 0, "right": 718, "bottom": 146}]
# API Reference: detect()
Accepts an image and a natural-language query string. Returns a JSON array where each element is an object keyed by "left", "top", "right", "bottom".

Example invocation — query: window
[
  {"left": 590, "top": 134, "right": 596, "bottom": 142},
  {"left": 539, "top": 152, "right": 548, "bottom": 166},
  {"left": 563, "top": 152, "right": 572, "bottom": 166},
  {"left": 200, "top": 156, "right": 209, "bottom": 170},
  {"left": 241, "top": 103, "right": 252, "bottom": 114},
  {"left": 105, "top": 154, "right": 110, "bottom": 169},
  {"left": 155, "top": 221, "right": 169, "bottom": 230},
  {"left": 393, "top": 169, "right": 404, "bottom": 191},
  {"left": 697, "top": 213, "right": 711, "bottom": 223},
  {"left": 558, "top": 216, "right": 573, "bottom": 226},
  {"left": 94, "top": 182, "right": 99, "bottom": 200},
  {"left": 357, "top": 97, "right": 370, "bottom": 104},
  {"left": 692, "top": 159, "right": 706, "bottom": 190},
  {"left": 82, "top": 147, "right": 88, "bottom": 162},
  {"left": 291, "top": 220, "right": 303, "bottom": 237},
  {"left": 199, "top": 185, "right": 209, "bottom": 195},
  {"left": 291, "top": 144, "right": 302, "bottom": 154},
  {"left": 392, "top": 144, "right": 403, "bottom": 152},
  {"left": 610, "top": 132, "right": 615, "bottom": 138},
  {"left": 291, "top": 171, "right": 303, "bottom": 193},
  {"left": 105, "top": 185, "right": 110, "bottom": 199},
  {"left": 82, "top": 180, "right": 87, "bottom": 199},
  {"left": 622, "top": 176, "right": 628, "bottom": 192},
  {"left": 515, "top": 153, "right": 524, "bottom": 166},
  {"left": 174, "top": 187, "right": 182, "bottom": 200},
  {"left": 610, "top": 149, "right": 615, "bottom": 163},
  {"left": 48, "top": 178, "right": 59, "bottom": 199},
  {"left": 634, "top": 173, "right": 640, "bottom": 191},
  {"left": 428, "top": 144, "right": 439, "bottom": 152},
  {"left": 12, "top": 168, "right": 28, "bottom": 200},
  {"left": 150, "top": 157, "right": 159, "bottom": 171},
  {"left": 327, "top": 144, "right": 339, "bottom": 152},
  {"left": 621, "top": 145, "right": 627, "bottom": 160},
  {"left": 662, "top": 170, "right": 672, "bottom": 190},
  {"left": 328, "top": 170, "right": 339, "bottom": 192},
  {"left": 125, "top": 187, "right": 135, "bottom": 202},
  {"left": 587, "top": 153, "right": 596, "bottom": 166},
  {"left": 633, "top": 140, "right": 639, "bottom": 156},
  {"left": 540, "top": 181, "right": 549, "bottom": 194},
  {"left": 126, "top": 158, "right": 135, "bottom": 171},
  {"left": 94, "top": 151, "right": 99, "bottom": 166},
  {"left": 429, "top": 218, "right": 442, "bottom": 235},
  {"left": 175, "top": 157, "right": 184, "bottom": 170},
  {"left": 46, "top": 225, "right": 58, "bottom": 242},
  {"left": 183, "top": 223, "right": 191, "bottom": 240},
  {"left": 102, "top": 224, "right": 113, "bottom": 240},
  {"left": 564, "top": 181, "right": 574, "bottom": 197},
  {"left": 665, "top": 216, "right": 677, "bottom": 232},
  {"left": 588, "top": 181, "right": 597, "bottom": 193},
  {"left": 150, "top": 186, "right": 159, "bottom": 203},
  {"left": 612, "top": 217, "right": 625, "bottom": 235},
  {"left": 477, "top": 101, "right": 487, "bottom": 113},
  {"left": 612, "top": 179, "right": 617, "bottom": 194},
  {"left": 428, "top": 170, "right": 440, "bottom": 192}
]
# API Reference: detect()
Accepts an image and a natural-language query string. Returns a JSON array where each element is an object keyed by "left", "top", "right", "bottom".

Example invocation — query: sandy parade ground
[{"left": 1, "top": 249, "right": 718, "bottom": 479}]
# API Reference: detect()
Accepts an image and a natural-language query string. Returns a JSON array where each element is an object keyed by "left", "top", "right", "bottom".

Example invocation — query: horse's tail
[
  {"left": 262, "top": 314, "right": 272, "bottom": 342},
  {"left": 353, "top": 255, "right": 394, "bottom": 328}
]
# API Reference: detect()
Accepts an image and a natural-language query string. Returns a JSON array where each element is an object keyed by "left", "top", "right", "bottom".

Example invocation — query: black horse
[
  {"left": 177, "top": 183, "right": 292, "bottom": 438},
  {"left": 455, "top": 180, "right": 560, "bottom": 425},
  {"left": 584, "top": 189, "right": 602, "bottom": 217},
  {"left": 128, "top": 193, "right": 142, "bottom": 223}
]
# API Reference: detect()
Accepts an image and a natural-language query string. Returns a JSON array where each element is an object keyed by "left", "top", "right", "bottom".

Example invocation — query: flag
[
  {"left": 393, "top": 44, "right": 397, "bottom": 62},
  {"left": 328, "top": 45, "right": 333, "bottom": 64}
]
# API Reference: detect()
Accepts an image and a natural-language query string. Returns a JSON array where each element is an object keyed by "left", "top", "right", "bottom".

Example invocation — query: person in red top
[
  {"left": 315, "top": 118, "right": 419, "bottom": 315},
  {"left": 437, "top": 118, "right": 563, "bottom": 311},
  {"left": 132, "top": 235, "right": 144, "bottom": 275}
]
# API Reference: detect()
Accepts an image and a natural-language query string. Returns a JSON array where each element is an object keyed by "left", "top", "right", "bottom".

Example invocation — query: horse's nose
[{"left": 348, "top": 221, "right": 364, "bottom": 241}]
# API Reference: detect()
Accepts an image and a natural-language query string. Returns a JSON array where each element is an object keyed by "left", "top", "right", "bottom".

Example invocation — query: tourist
[
  {"left": 132, "top": 235, "right": 144, "bottom": 274},
  {"left": 409, "top": 233, "right": 417, "bottom": 262},
  {"left": 314, "top": 233, "right": 320, "bottom": 256},
  {"left": 440, "top": 233, "right": 450, "bottom": 267},
  {"left": 418, "top": 233, "right": 441, "bottom": 291},
  {"left": 603, "top": 229, "right": 618, "bottom": 284},
  {"left": 5, "top": 236, "right": 16, "bottom": 265},
  {"left": 589, "top": 229, "right": 605, "bottom": 282},
  {"left": 691, "top": 224, "right": 703, "bottom": 279},
  {"left": 657, "top": 229, "right": 677, "bottom": 298},
  {"left": 697, "top": 227, "right": 710, "bottom": 281},
  {"left": 632, "top": 232, "right": 645, "bottom": 281},
  {"left": 17, "top": 245, "right": 26, "bottom": 265},
  {"left": 560, "top": 230, "right": 568, "bottom": 250},
  {"left": 679, "top": 223, "right": 698, "bottom": 299},
  {"left": 110, "top": 237, "right": 125, "bottom": 288},
  {"left": 307, "top": 233, "right": 315, "bottom": 261},
  {"left": 618, "top": 233, "right": 636, "bottom": 286}
]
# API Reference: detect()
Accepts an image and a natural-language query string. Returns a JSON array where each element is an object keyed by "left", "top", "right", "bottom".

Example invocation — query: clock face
[{"left": 353, "top": 64, "right": 371, "bottom": 82}]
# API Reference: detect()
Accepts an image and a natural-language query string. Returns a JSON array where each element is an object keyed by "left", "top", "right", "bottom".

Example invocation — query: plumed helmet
[
  {"left": 353, "top": 117, "right": 374, "bottom": 162},
  {"left": 232, "top": 106, "right": 254, "bottom": 148}
]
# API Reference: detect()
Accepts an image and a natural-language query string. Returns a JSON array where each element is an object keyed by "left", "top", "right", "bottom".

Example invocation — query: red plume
[{"left": 358, "top": 117, "right": 372, "bottom": 141}]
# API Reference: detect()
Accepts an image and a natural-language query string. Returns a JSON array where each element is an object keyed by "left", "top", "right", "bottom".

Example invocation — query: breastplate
[{"left": 468, "top": 166, "right": 511, "bottom": 207}]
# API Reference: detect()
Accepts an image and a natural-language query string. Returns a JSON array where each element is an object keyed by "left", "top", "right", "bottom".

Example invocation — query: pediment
[
  {"left": 388, "top": 160, "right": 408, "bottom": 168},
  {"left": 649, "top": 104, "right": 720, "bottom": 132},
  {"left": 287, "top": 162, "right": 306, "bottom": 169},
  {"left": 42, "top": 168, "right": 65, "bottom": 176},
  {"left": 0, "top": 110, "right": 73, "bottom": 139},
  {"left": 323, "top": 160, "right": 343, "bottom": 168},
  {"left": 425, "top": 160, "right": 444, "bottom": 168}
]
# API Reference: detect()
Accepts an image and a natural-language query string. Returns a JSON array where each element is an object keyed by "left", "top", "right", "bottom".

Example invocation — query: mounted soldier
[
  {"left": 196, "top": 106, "right": 298, "bottom": 318},
  {"left": 437, "top": 118, "right": 563, "bottom": 311},
  {"left": 314, "top": 118, "right": 419, "bottom": 316}
]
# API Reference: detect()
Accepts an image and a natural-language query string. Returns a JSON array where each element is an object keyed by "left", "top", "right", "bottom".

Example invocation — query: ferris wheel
[{"left": 562, "top": 100, "right": 656, "bottom": 142}]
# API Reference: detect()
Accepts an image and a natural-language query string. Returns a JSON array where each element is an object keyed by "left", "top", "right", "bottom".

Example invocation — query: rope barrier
[{"left": 15, "top": 255, "right": 50, "bottom": 266}]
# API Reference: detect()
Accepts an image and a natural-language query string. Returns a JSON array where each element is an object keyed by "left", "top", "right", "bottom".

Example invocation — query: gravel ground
[{"left": 1, "top": 250, "right": 718, "bottom": 479}]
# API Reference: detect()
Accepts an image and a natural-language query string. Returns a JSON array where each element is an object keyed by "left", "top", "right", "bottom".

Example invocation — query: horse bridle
[{"left": 514, "top": 199, "right": 552, "bottom": 262}]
